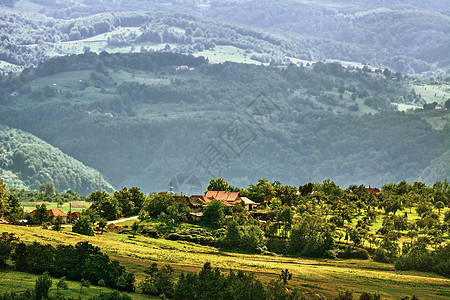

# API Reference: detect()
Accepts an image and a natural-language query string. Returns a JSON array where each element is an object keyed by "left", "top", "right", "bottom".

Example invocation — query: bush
[
  {"left": 167, "top": 228, "right": 216, "bottom": 246},
  {"left": 266, "top": 238, "right": 287, "bottom": 254},
  {"left": 141, "top": 227, "right": 161, "bottom": 238},
  {"left": 337, "top": 247, "right": 369, "bottom": 260},
  {"left": 72, "top": 216, "right": 95, "bottom": 236}
]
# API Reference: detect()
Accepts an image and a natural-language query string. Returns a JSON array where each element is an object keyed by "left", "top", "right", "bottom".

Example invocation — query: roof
[
  {"left": 69, "top": 211, "right": 81, "bottom": 218},
  {"left": 173, "top": 196, "right": 191, "bottom": 205},
  {"left": 48, "top": 209, "right": 68, "bottom": 217},
  {"left": 205, "top": 191, "right": 240, "bottom": 202},
  {"left": 240, "top": 197, "right": 258, "bottom": 205},
  {"left": 264, "top": 196, "right": 275, "bottom": 203},
  {"left": 366, "top": 186, "right": 381, "bottom": 195},
  {"left": 189, "top": 195, "right": 208, "bottom": 206},
  {"left": 69, "top": 201, "right": 85, "bottom": 208},
  {"left": 0, "top": 217, "right": 10, "bottom": 224},
  {"left": 190, "top": 212, "right": 203, "bottom": 217}
]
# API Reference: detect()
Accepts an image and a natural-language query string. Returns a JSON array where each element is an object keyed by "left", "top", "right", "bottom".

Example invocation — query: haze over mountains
[{"left": 0, "top": 0, "right": 449, "bottom": 194}]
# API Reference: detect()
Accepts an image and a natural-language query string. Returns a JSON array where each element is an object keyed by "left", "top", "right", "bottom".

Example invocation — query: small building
[
  {"left": 175, "top": 65, "right": 189, "bottom": 71},
  {"left": 30, "top": 208, "right": 68, "bottom": 223},
  {"left": 69, "top": 211, "right": 81, "bottom": 221},
  {"left": 188, "top": 195, "right": 207, "bottom": 206},
  {"left": 240, "top": 197, "right": 259, "bottom": 211},
  {"left": 48, "top": 209, "right": 69, "bottom": 223},
  {"left": 205, "top": 191, "right": 241, "bottom": 206},
  {"left": 0, "top": 217, "right": 10, "bottom": 224},
  {"left": 366, "top": 186, "right": 381, "bottom": 196},
  {"left": 190, "top": 212, "right": 203, "bottom": 222},
  {"left": 264, "top": 196, "right": 275, "bottom": 205}
]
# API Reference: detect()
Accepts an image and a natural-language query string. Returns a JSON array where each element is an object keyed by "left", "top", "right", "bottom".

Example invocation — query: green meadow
[{"left": 1, "top": 224, "right": 449, "bottom": 299}]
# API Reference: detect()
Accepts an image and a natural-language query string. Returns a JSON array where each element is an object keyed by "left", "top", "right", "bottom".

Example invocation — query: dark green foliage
[
  {"left": 89, "top": 191, "right": 121, "bottom": 221},
  {"left": 334, "top": 291, "right": 353, "bottom": 300},
  {"left": 167, "top": 228, "right": 215, "bottom": 246},
  {"left": 337, "top": 247, "right": 369, "bottom": 260},
  {"left": 359, "top": 293, "right": 381, "bottom": 300},
  {"left": 0, "top": 232, "right": 18, "bottom": 267},
  {"left": 202, "top": 200, "right": 225, "bottom": 228},
  {"left": 395, "top": 242, "right": 450, "bottom": 278},
  {"left": 141, "top": 263, "right": 174, "bottom": 297},
  {"left": 56, "top": 277, "right": 68, "bottom": 294},
  {"left": 288, "top": 214, "right": 335, "bottom": 258},
  {"left": 12, "top": 240, "right": 134, "bottom": 290},
  {"left": 72, "top": 216, "right": 95, "bottom": 236},
  {"left": 31, "top": 204, "right": 49, "bottom": 225},
  {"left": 0, "top": 126, "right": 114, "bottom": 194},
  {"left": 173, "top": 262, "right": 292, "bottom": 300},
  {"left": 1, "top": 50, "right": 448, "bottom": 192},
  {"left": 89, "top": 291, "right": 132, "bottom": 300},
  {"left": 34, "top": 272, "right": 52, "bottom": 300},
  {"left": 206, "top": 178, "right": 231, "bottom": 192}
]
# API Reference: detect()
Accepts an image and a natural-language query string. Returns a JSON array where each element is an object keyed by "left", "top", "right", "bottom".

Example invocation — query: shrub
[{"left": 337, "top": 247, "right": 369, "bottom": 260}]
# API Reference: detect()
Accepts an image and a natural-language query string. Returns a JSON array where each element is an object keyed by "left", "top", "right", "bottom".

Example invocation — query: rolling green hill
[
  {"left": 0, "top": 124, "right": 114, "bottom": 193},
  {"left": 0, "top": 51, "right": 448, "bottom": 192}
]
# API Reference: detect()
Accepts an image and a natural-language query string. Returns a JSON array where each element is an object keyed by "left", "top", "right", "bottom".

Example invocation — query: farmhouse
[
  {"left": 205, "top": 191, "right": 259, "bottom": 211},
  {"left": 366, "top": 186, "right": 381, "bottom": 196},
  {"left": 30, "top": 208, "right": 68, "bottom": 223}
]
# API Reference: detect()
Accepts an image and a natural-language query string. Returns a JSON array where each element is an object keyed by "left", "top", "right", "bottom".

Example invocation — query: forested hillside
[
  {"left": 0, "top": 0, "right": 449, "bottom": 75},
  {"left": 202, "top": 0, "right": 450, "bottom": 75},
  {"left": 0, "top": 125, "right": 114, "bottom": 193},
  {"left": 0, "top": 51, "right": 448, "bottom": 192}
]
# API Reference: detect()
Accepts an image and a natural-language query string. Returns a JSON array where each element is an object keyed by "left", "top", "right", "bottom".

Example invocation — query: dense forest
[
  {"left": 0, "top": 125, "right": 114, "bottom": 193},
  {"left": 0, "top": 51, "right": 449, "bottom": 192},
  {"left": 0, "top": 0, "right": 449, "bottom": 75}
]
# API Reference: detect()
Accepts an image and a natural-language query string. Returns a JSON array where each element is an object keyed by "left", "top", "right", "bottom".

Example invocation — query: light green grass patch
[
  {"left": 0, "top": 270, "right": 154, "bottom": 299},
  {"left": 195, "top": 45, "right": 262, "bottom": 65}
]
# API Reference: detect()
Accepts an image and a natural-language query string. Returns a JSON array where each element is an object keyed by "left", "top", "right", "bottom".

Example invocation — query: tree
[
  {"left": 129, "top": 187, "right": 145, "bottom": 213},
  {"left": 435, "top": 201, "right": 445, "bottom": 215},
  {"left": 247, "top": 178, "right": 276, "bottom": 203},
  {"left": 0, "top": 232, "right": 18, "bottom": 267},
  {"left": 143, "top": 192, "right": 173, "bottom": 217},
  {"left": 277, "top": 206, "right": 293, "bottom": 237},
  {"left": 73, "top": 216, "right": 95, "bottom": 236},
  {"left": 53, "top": 215, "right": 64, "bottom": 231},
  {"left": 89, "top": 191, "right": 121, "bottom": 220},
  {"left": 56, "top": 277, "right": 68, "bottom": 294},
  {"left": 35, "top": 272, "right": 52, "bottom": 300},
  {"left": 202, "top": 200, "right": 225, "bottom": 228},
  {"left": 98, "top": 218, "right": 107, "bottom": 233},
  {"left": 206, "top": 178, "right": 230, "bottom": 192},
  {"left": 39, "top": 182, "right": 57, "bottom": 198},
  {"left": 141, "top": 263, "right": 174, "bottom": 297},
  {"left": 80, "top": 278, "right": 91, "bottom": 292},
  {"left": 222, "top": 220, "right": 241, "bottom": 249},
  {"left": 131, "top": 221, "right": 142, "bottom": 237},
  {"left": 32, "top": 204, "right": 49, "bottom": 225},
  {"left": 279, "top": 269, "right": 292, "bottom": 285},
  {"left": 114, "top": 188, "right": 135, "bottom": 217},
  {"left": 0, "top": 179, "right": 11, "bottom": 217}
]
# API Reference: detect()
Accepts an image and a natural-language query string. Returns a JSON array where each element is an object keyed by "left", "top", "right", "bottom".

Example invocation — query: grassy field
[
  {"left": 21, "top": 202, "right": 91, "bottom": 214},
  {"left": 0, "top": 224, "right": 449, "bottom": 299},
  {"left": 412, "top": 82, "right": 449, "bottom": 104},
  {"left": 0, "top": 270, "right": 154, "bottom": 300}
]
